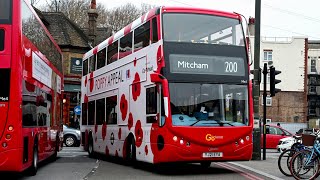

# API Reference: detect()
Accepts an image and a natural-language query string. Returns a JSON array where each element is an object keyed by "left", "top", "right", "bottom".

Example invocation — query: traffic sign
[{"left": 74, "top": 105, "right": 81, "bottom": 115}]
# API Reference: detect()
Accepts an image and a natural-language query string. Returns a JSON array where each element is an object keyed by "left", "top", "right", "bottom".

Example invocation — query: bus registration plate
[{"left": 202, "top": 152, "right": 223, "bottom": 158}]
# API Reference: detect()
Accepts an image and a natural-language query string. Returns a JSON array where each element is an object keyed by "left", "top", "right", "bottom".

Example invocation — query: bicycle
[
  {"left": 278, "top": 136, "right": 305, "bottom": 176},
  {"left": 290, "top": 133, "right": 320, "bottom": 179}
]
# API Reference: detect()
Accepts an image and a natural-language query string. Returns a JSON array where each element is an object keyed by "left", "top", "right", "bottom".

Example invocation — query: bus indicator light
[{"left": 5, "top": 134, "right": 11, "bottom": 139}]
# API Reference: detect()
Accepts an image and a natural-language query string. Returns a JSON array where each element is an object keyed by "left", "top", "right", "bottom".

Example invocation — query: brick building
[
  {"left": 248, "top": 19, "right": 308, "bottom": 123},
  {"left": 35, "top": 1, "right": 111, "bottom": 127}
]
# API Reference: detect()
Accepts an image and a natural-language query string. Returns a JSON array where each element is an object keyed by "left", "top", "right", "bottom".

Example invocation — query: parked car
[
  {"left": 276, "top": 136, "right": 296, "bottom": 152},
  {"left": 261, "top": 124, "right": 293, "bottom": 149},
  {"left": 295, "top": 128, "right": 319, "bottom": 136},
  {"left": 63, "top": 125, "right": 81, "bottom": 147}
]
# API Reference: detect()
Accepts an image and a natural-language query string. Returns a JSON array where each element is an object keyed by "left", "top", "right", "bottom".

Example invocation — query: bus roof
[{"left": 83, "top": 6, "right": 241, "bottom": 60}]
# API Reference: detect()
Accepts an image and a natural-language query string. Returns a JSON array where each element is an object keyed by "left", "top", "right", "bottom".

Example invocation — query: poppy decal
[
  {"left": 134, "top": 57, "right": 137, "bottom": 66},
  {"left": 128, "top": 113, "right": 133, "bottom": 130},
  {"left": 135, "top": 120, "right": 143, "bottom": 147},
  {"left": 105, "top": 146, "right": 109, "bottom": 156},
  {"left": 120, "top": 94, "right": 128, "bottom": 121},
  {"left": 145, "top": 145, "right": 148, "bottom": 155},
  {"left": 118, "top": 128, "right": 122, "bottom": 140},
  {"left": 89, "top": 72, "right": 94, "bottom": 92},
  {"left": 25, "top": 82, "right": 35, "bottom": 92},
  {"left": 95, "top": 124, "right": 98, "bottom": 134},
  {"left": 84, "top": 94, "right": 88, "bottom": 103},
  {"left": 84, "top": 76, "right": 88, "bottom": 87},
  {"left": 102, "top": 122, "right": 107, "bottom": 141},
  {"left": 132, "top": 73, "right": 141, "bottom": 101}
]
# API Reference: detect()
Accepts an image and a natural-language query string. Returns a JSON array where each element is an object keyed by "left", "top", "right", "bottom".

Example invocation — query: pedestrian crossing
[{"left": 58, "top": 147, "right": 88, "bottom": 157}]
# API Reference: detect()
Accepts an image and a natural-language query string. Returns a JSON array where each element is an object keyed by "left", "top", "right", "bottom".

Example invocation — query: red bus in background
[
  {"left": 0, "top": 0, "right": 64, "bottom": 175},
  {"left": 81, "top": 6, "right": 253, "bottom": 167}
]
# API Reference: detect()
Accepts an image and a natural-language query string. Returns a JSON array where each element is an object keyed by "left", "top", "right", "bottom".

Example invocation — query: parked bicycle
[
  {"left": 278, "top": 135, "right": 305, "bottom": 176},
  {"left": 289, "top": 132, "right": 320, "bottom": 179}
]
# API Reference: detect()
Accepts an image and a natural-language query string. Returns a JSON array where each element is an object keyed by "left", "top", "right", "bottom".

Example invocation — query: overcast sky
[{"left": 101, "top": 0, "right": 320, "bottom": 40}]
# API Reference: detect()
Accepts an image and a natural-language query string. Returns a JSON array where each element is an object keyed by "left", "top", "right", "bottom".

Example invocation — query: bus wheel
[
  {"left": 51, "top": 136, "right": 59, "bottom": 161},
  {"left": 126, "top": 137, "right": 136, "bottom": 164},
  {"left": 28, "top": 145, "right": 38, "bottom": 176},
  {"left": 200, "top": 162, "right": 211, "bottom": 168},
  {"left": 88, "top": 135, "right": 95, "bottom": 158}
]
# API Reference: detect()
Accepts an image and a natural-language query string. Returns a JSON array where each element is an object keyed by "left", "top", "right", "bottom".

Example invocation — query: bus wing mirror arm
[{"left": 150, "top": 73, "right": 165, "bottom": 83}]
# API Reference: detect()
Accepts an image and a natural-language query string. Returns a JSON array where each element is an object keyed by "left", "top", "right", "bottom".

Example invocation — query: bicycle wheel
[
  {"left": 278, "top": 149, "right": 297, "bottom": 176},
  {"left": 290, "top": 149, "right": 319, "bottom": 180}
]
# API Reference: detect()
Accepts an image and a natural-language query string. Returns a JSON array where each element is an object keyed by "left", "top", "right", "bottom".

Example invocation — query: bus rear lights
[
  {"left": 173, "top": 136, "right": 178, "bottom": 142},
  {"left": 246, "top": 136, "right": 250, "bottom": 141},
  {"left": 8, "top": 125, "right": 13, "bottom": 131},
  {"left": 239, "top": 138, "right": 244, "bottom": 144},
  {"left": 2, "top": 142, "right": 7, "bottom": 148},
  {"left": 5, "top": 134, "right": 11, "bottom": 140}
]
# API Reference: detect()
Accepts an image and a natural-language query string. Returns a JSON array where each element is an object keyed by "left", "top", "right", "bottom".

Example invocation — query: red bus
[
  {"left": 81, "top": 6, "right": 253, "bottom": 167},
  {"left": 0, "top": 0, "right": 64, "bottom": 175}
]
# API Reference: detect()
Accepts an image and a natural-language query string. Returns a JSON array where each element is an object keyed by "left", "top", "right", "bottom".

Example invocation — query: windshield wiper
[{"left": 190, "top": 120, "right": 234, "bottom": 126}]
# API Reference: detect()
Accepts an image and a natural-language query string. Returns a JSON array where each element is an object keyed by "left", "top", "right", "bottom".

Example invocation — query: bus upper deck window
[{"left": 0, "top": 29, "right": 4, "bottom": 51}]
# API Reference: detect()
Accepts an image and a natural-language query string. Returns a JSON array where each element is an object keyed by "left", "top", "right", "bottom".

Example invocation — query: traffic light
[{"left": 269, "top": 66, "right": 281, "bottom": 97}]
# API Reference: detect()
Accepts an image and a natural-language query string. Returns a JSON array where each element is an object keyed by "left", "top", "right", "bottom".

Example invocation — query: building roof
[{"left": 41, "top": 12, "right": 90, "bottom": 49}]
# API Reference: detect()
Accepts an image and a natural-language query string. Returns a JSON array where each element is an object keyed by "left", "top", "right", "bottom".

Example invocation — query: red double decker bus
[
  {"left": 0, "top": 0, "right": 64, "bottom": 175},
  {"left": 81, "top": 6, "right": 253, "bottom": 167}
]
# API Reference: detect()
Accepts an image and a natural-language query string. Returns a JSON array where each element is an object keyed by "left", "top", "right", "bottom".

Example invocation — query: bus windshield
[
  {"left": 163, "top": 13, "right": 244, "bottom": 46},
  {"left": 168, "top": 83, "right": 249, "bottom": 127},
  {"left": 0, "top": 1, "right": 12, "bottom": 24}
]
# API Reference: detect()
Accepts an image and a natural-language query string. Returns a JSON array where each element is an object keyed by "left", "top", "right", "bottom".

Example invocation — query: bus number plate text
[{"left": 202, "top": 152, "right": 223, "bottom": 158}]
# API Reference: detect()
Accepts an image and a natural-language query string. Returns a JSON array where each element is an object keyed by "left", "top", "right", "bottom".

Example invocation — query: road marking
[
  {"left": 83, "top": 159, "right": 100, "bottom": 180},
  {"left": 228, "top": 162, "right": 284, "bottom": 180},
  {"left": 215, "top": 162, "right": 264, "bottom": 180}
]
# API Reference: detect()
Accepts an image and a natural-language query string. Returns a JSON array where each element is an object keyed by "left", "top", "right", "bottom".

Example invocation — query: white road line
[{"left": 228, "top": 162, "right": 284, "bottom": 180}]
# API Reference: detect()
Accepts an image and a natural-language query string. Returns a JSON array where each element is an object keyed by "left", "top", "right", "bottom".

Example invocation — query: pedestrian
[{"left": 277, "top": 123, "right": 281, "bottom": 127}]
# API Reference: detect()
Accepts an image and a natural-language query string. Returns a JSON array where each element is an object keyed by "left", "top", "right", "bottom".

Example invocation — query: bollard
[{"left": 252, "top": 128, "right": 261, "bottom": 160}]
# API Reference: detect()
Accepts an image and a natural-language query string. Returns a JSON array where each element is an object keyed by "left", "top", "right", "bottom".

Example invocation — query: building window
[
  {"left": 309, "top": 86, "right": 317, "bottom": 94},
  {"left": 263, "top": 50, "right": 272, "bottom": 61},
  {"left": 311, "top": 57, "right": 317, "bottom": 72},
  {"left": 261, "top": 96, "right": 272, "bottom": 106}
]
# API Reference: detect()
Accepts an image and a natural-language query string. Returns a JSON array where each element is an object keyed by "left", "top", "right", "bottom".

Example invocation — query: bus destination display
[{"left": 169, "top": 54, "right": 245, "bottom": 76}]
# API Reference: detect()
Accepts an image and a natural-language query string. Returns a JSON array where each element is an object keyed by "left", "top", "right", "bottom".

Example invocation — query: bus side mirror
[{"left": 150, "top": 73, "right": 165, "bottom": 83}]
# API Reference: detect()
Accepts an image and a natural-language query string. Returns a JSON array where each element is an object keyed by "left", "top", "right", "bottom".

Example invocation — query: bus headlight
[
  {"left": 173, "top": 136, "right": 178, "bottom": 142},
  {"left": 2, "top": 142, "right": 7, "bottom": 148},
  {"left": 8, "top": 125, "right": 13, "bottom": 131}
]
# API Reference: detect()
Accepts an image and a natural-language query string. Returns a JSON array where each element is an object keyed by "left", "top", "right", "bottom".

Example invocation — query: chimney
[
  {"left": 248, "top": 17, "right": 255, "bottom": 36},
  {"left": 88, "top": 0, "right": 98, "bottom": 46}
]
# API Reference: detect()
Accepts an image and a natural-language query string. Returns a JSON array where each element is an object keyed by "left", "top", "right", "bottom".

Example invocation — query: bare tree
[
  {"left": 140, "top": 3, "right": 157, "bottom": 15},
  {"left": 105, "top": 3, "right": 141, "bottom": 33},
  {"left": 38, "top": 1, "right": 156, "bottom": 32},
  {"left": 30, "top": 0, "right": 41, "bottom": 6}
]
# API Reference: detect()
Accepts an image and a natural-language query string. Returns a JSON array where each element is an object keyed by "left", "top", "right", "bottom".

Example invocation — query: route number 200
[{"left": 225, "top": 62, "right": 238, "bottom": 73}]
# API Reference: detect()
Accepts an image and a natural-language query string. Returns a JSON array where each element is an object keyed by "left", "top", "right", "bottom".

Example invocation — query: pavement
[{"left": 229, "top": 149, "right": 291, "bottom": 180}]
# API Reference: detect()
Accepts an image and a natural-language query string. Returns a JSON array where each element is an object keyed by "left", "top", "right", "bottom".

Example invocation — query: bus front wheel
[
  {"left": 88, "top": 135, "right": 95, "bottom": 158},
  {"left": 126, "top": 137, "right": 136, "bottom": 164}
]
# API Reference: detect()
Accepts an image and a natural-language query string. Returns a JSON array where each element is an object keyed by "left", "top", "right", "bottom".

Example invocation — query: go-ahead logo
[{"left": 205, "top": 134, "right": 223, "bottom": 142}]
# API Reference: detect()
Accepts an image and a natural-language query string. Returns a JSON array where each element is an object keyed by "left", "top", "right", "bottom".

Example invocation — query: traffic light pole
[
  {"left": 262, "top": 63, "right": 267, "bottom": 160},
  {"left": 252, "top": 0, "right": 262, "bottom": 160}
]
